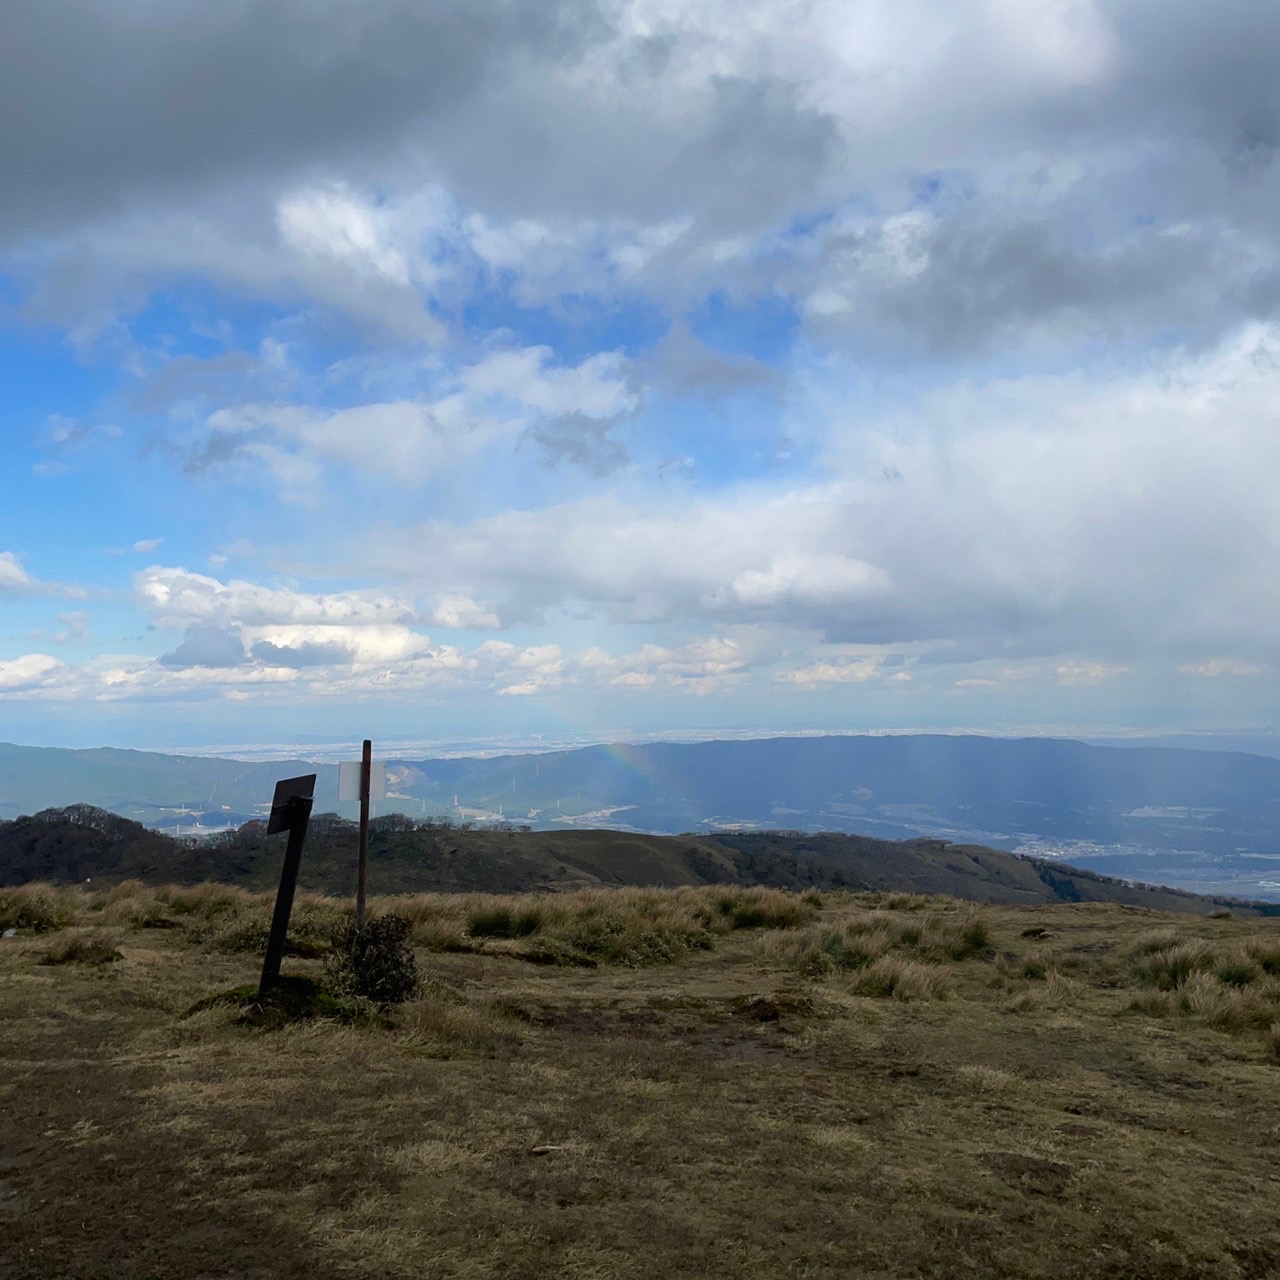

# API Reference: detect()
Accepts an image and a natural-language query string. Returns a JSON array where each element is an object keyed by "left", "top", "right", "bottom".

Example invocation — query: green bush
[{"left": 326, "top": 914, "right": 419, "bottom": 1004}]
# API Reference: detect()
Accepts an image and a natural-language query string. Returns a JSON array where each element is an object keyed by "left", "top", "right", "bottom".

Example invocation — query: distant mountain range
[
  {"left": 2, "top": 734, "right": 1278, "bottom": 899},
  {"left": 1, "top": 804, "right": 1269, "bottom": 918}
]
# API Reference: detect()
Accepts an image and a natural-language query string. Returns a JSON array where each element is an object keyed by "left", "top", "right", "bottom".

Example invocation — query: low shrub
[{"left": 326, "top": 913, "right": 419, "bottom": 1004}]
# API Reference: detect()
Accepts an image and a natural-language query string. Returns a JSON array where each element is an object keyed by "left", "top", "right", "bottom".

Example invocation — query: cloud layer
[{"left": 2, "top": 1, "right": 1278, "bottom": 744}]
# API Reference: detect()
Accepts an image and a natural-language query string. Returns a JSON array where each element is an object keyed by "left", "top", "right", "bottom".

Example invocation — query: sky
[{"left": 2, "top": 0, "right": 1279, "bottom": 753}]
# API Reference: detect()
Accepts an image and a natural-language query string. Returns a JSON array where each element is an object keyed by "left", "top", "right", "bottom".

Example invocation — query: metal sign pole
[{"left": 357, "top": 738, "right": 371, "bottom": 931}]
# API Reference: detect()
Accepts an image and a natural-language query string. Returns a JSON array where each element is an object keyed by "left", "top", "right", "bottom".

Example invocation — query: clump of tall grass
[
  {"left": 467, "top": 902, "right": 544, "bottom": 939},
  {"left": 188, "top": 893, "right": 349, "bottom": 957},
  {"left": 1177, "top": 972, "right": 1280, "bottom": 1034},
  {"left": 761, "top": 905, "right": 994, "bottom": 976},
  {"left": 1265, "top": 1021, "right": 1280, "bottom": 1060},
  {"left": 694, "top": 886, "right": 819, "bottom": 932},
  {"left": 848, "top": 956, "right": 951, "bottom": 1001},
  {"left": 1131, "top": 940, "right": 1216, "bottom": 991},
  {"left": 0, "top": 883, "right": 81, "bottom": 932},
  {"left": 159, "top": 883, "right": 254, "bottom": 919},
  {"left": 402, "top": 885, "right": 822, "bottom": 967},
  {"left": 393, "top": 991, "right": 526, "bottom": 1056},
  {"left": 1123, "top": 928, "right": 1280, "bottom": 1044},
  {"left": 96, "top": 882, "right": 179, "bottom": 930},
  {"left": 39, "top": 930, "right": 122, "bottom": 966}
]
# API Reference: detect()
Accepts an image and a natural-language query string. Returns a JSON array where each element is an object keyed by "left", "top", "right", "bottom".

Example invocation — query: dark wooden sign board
[{"left": 267, "top": 773, "right": 318, "bottom": 834}]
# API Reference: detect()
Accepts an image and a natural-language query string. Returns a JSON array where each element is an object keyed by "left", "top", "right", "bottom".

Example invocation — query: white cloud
[
  {"left": 184, "top": 344, "right": 636, "bottom": 490},
  {"left": 132, "top": 537, "right": 164, "bottom": 553},
  {"left": 775, "top": 656, "right": 886, "bottom": 688},
  {"left": 361, "top": 321, "right": 1280, "bottom": 673},
  {"left": 428, "top": 595, "right": 500, "bottom": 630},
  {"left": 1055, "top": 661, "right": 1129, "bottom": 687},
  {"left": 277, "top": 186, "right": 414, "bottom": 287},
  {"left": 0, "top": 653, "right": 70, "bottom": 692},
  {"left": 135, "top": 566, "right": 419, "bottom": 629},
  {"left": 1179, "top": 657, "right": 1264, "bottom": 678},
  {"left": 0, "top": 552, "right": 37, "bottom": 594}
]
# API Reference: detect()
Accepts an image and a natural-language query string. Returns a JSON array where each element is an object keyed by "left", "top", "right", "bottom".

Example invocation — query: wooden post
[
  {"left": 356, "top": 738, "right": 371, "bottom": 930},
  {"left": 259, "top": 794, "right": 313, "bottom": 997}
]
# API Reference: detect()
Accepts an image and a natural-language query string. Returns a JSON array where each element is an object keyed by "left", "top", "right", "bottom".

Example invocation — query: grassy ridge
[
  {"left": 3, "top": 882, "right": 1280, "bottom": 1277},
  {"left": 1, "top": 806, "right": 1270, "bottom": 918}
]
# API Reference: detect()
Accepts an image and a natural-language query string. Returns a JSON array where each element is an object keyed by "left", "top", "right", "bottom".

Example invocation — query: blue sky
[{"left": 2, "top": 0, "right": 1279, "bottom": 752}]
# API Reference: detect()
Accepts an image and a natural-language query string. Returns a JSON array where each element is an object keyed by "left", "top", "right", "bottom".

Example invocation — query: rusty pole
[{"left": 356, "top": 738, "right": 371, "bottom": 930}]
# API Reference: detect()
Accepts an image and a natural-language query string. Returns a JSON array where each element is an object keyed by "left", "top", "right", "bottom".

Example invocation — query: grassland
[{"left": 3, "top": 882, "right": 1280, "bottom": 1279}]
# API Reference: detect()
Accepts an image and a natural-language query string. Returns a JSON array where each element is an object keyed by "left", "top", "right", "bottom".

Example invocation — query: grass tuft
[
  {"left": 0, "top": 883, "right": 80, "bottom": 932},
  {"left": 39, "top": 930, "right": 123, "bottom": 966}
]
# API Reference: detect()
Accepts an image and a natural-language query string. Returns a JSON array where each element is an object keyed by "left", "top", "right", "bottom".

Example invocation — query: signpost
[
  {"left": 258, "top": 773, "right": 317, "bottom": 997},
  {"left": 338, "top": 740, "right": 386, "bottom": 930}
]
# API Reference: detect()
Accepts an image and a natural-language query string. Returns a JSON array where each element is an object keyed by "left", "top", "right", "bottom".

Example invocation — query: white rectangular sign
[{"left": 338, "top": 760, "right": 387, "bottom": 802}]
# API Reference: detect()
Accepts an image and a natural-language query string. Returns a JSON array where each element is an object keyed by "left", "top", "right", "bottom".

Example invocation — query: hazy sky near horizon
[{"left": 2, "top": 0, "right": 1279, "bottom": 750}]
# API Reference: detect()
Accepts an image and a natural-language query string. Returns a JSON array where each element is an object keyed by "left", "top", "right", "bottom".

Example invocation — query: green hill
[{"left": 0, "top": 806, "right": 1269, "bottom": 916}]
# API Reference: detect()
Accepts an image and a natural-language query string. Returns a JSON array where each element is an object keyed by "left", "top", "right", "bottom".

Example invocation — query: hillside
[
  {"left": 4, "top": 734, "right": 1280, "bottom": 901},
  {"left": 3, "top": 881, "right": 1280, "bottom": 1278},
  {"left": 0, "top": 741, "right": 336, "bottom": 827},
  {"left": 0, "top": 805, "right": 1270, "bottom": 917}
]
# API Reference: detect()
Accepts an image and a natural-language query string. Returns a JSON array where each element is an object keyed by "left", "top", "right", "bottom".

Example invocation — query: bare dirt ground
[{"left": 3, "top": 888, "right": 1280, "bottom": 1279}]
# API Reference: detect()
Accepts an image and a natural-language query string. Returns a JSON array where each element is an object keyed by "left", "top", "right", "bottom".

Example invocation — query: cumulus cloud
[
  {"left": 0, "top": 654, "right": 71, "bottom": 693},
  {"left": 9, "top": 0, "right": 1280, "bottom": 738},
  {"left": 368, "top": 321, "right": 1280, "bottom": 668},
  {"left": 174, "top": 345, "right": 637, "bottom": 488},
  {"left": 135, "top": 566, "right": 419, "bottom": 629}
]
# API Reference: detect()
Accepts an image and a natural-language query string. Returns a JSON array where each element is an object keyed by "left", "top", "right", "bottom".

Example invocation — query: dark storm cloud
[
  {"left": 0, "top": 0, "right": 592, "bottom": 240},
  {"left": 803, "top": 211, "right": 1280, "bottom": 357},
  {"left": 158, "top": 624, "right": 247, "bottom": 668},
  {"left": 0, "top": 0, "right": 843, "bottom": 249}
]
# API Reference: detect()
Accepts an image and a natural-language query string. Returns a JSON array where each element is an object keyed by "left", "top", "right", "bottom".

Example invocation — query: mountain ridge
[{"left": 1, "top": 803, "right": 1272, "bottom": 918}]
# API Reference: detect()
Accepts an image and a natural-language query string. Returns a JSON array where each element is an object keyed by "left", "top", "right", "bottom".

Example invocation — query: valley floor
[{"left": 2, "top": 887, "right": 1280, "bottom": 1279}]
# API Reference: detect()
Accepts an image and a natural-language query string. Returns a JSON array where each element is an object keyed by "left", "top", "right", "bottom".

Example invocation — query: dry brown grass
[
  {"left": 38, "top": 928, "right": 122, "bottom": 966},
  {"left": 3, "top": 886, "right": 1280, "bottom": 1279}
]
